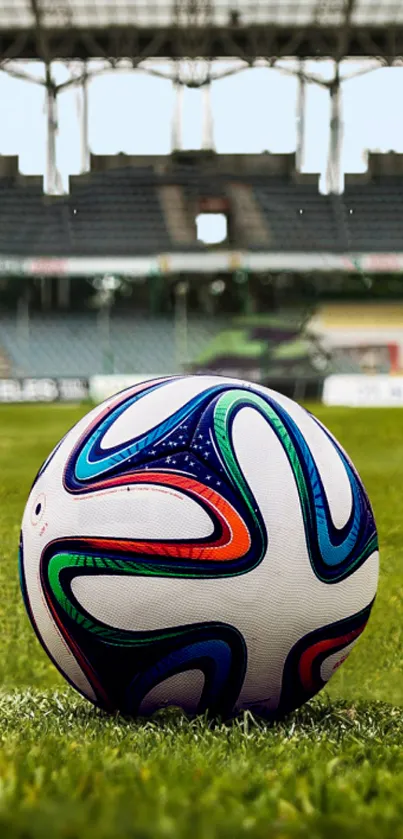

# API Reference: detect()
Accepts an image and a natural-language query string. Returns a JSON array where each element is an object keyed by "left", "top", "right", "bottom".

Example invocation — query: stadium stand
[
  {"left": 158, "top": 185, "right": 197, "bottom": 246},
  {"left": 0, "top": 314, "right": 221, "bottom": 377},
  {"left": 69, "top": 167, "right": 172, "bottom": 255},
  {"left": 342, "top": 154, "right": 403, "bottom": 250},
  {"left": 252, "top": 179, "right": 339, "bottom": 251},
  {"left": 1, "top": 151, "right": 403, "bottom": 257},
  {"left": 1, "top": 149, "right": 403, "bottom": 385},
  {"left": 227, "top": 183, "right": 272, "bottom": 247},
  {"left": 0, "top": 345, "right": 11, "bottom": 377},
  {"left": 0, "top": 186, "right": 71, "bottom": 257},
  {"left": 344, "top": 180, "right": 403, "bottom": 251}
]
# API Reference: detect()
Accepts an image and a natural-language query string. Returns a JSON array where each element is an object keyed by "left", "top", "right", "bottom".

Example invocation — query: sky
[{"left": 0, "top": 58, "right": 402, "bottom": 191}]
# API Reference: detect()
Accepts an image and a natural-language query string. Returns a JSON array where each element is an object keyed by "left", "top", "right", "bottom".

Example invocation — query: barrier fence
[{"left": 1, "top": 374, "right": 403, "bottom": 406}]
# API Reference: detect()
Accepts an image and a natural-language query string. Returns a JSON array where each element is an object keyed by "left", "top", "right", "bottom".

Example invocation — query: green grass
[{"left": 0, "top": 403, "right": 403, "bottom": 838}]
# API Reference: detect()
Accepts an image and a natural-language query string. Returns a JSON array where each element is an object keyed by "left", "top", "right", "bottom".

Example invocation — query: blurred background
[{"left": 0, "top": 0, "right": 403, "bottom": 406}]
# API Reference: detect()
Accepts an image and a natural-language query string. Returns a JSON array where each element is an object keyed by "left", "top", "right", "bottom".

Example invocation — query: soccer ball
[{"left": 20, "top": 376, "right": 378, "bottom": 719}]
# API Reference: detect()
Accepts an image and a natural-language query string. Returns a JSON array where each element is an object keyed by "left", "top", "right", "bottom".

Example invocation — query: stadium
[{"left": 1, "top": 1, "right": 403, "bottom": 837}]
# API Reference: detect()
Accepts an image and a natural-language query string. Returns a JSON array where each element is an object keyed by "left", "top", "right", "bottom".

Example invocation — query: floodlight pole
[
  {"left": 296, "top": 61, "right": 306, "bottom": 172},
  {"left": 326, "top": 64, "right": 343, "bottom": 194},
  {"left": 202, "top": 82, "right": 215, "bottom": 151}
]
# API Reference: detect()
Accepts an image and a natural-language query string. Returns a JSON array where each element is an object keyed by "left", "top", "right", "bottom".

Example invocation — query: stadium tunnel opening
[
  {"left": 196, "top": 196, "right": 231, "bottom": 246},
  {"left": 196, "top": 213, "right": 228, "bottom": 245}
]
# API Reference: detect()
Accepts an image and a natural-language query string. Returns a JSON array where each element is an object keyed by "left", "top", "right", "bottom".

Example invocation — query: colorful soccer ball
[{"left": 20, "top": 376, "right": 379, "bottom": 718}]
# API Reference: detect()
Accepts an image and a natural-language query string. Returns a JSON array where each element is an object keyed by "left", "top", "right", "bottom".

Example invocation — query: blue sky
[{"left": 0, "top": 59, "right": 401, "bottom": 189}]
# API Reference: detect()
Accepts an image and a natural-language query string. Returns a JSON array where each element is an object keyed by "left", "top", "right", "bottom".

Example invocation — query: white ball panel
[
  {"left": 256, "top": 387, "right": 353, "bottom": 530},
  {"left": 74, "top": 485, "right": 214, "bottom": 541},
  {"left": 101, "top": 376, "right": 228, "bottom": 450},
  {"left": 320, "top": 640, "right": 359, "bottom": 683}
]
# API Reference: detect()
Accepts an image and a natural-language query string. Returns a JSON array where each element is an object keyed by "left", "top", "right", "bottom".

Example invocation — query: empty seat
[{"left": 0, "top": 314, "right": 221, "bottom": 377}]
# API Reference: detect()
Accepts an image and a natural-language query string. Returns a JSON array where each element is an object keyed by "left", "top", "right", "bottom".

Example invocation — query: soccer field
[{"left": 1, "top": 403, "right": 403, "bottom": 839}]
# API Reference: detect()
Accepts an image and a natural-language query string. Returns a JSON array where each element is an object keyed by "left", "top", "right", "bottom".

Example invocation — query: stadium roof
[{"left": 0, "top": 0, "right": 403, "bottom": 62}]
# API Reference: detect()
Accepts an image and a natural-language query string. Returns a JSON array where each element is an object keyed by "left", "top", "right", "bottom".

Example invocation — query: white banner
[
  {"left": 89, "top": 374, "right": 161, "bottom": 404},
  {"left": 2, "top": 251, "right": 403, "bottom": 278},
  {"left": 0, "top": 377, "right": 89, "bottom": 403},
  {"left": 323, "top": 374, "right": 403, "bottom": 407}
]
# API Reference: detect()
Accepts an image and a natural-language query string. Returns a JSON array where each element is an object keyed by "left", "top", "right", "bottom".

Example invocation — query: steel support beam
[
  {"left": 202, "top": 82, "right": 215, "bottom": 150},
  {"left": 45, "top": 79, "right": 59, "bottom": 195},
  {"left": 171, "top": 81, "right": 184, "bottom": 151},
  {"left": 295, "top": 61, "right": 307, "bottom": 172},
  {"left": 0, "top": 24, "right": 403, "bottom": 62},
  {"left": 326, "top": 64, "right": 343, "bottom": 194},
  {"left": 80, "top": 64, "right": 90, "bottom": 173}
]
